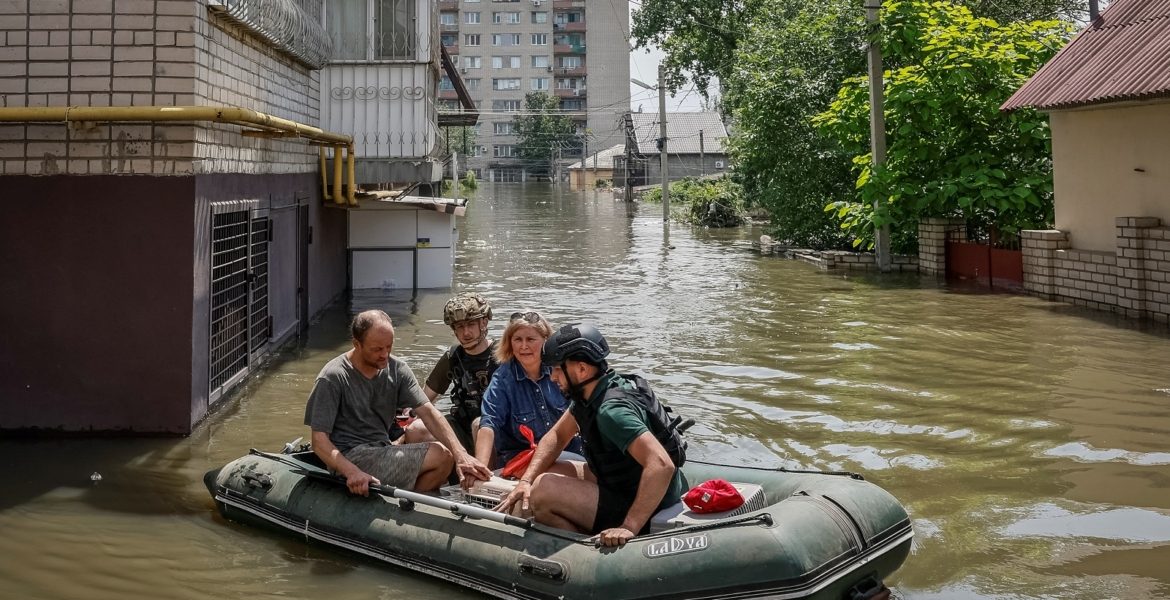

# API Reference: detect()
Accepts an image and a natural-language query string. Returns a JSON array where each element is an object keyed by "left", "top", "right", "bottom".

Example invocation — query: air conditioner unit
[
  {"left": 715, "top": 160, "right": 725, "bottom": 169},
  {"left": 532, "top": 0, "right": 542, "bottom": 5},
  {"left": 546, "top": 65, "right": 553, "bottom": 72},
  {"left": 461, "top": 67, "right": 468, "bottom": 74}
]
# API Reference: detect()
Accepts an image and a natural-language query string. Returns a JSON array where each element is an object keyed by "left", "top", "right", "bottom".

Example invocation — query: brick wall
[
  {"left": 1022, "top": 218, "right": 1170, "bottom": 324},
  {"left": 0, "top": 0, "right": 323, "bottom": 176},
  {"left": 917, "top": 217, "right": 965, "bottom": 276}
]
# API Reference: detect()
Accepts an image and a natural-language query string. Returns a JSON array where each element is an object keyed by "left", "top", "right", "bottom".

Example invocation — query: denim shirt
[{"left": 479, "top": 359, "right": 583, "bottom": 463}]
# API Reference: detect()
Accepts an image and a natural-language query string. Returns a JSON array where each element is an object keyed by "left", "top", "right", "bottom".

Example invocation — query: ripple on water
[
  {"left": 1043, "top": 441, "right": 1170, "bottom": 466},
  {"left": 1002, "top": 503, "right": 1170, "bottom": 544},
  {"left": 693, "top": 364, "right": 804, "bottom": 380}
]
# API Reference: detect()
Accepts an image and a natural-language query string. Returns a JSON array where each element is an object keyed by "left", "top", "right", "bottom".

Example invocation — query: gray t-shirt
[{"left": 303, "top": 353, "right": 428, "bottom": 453}]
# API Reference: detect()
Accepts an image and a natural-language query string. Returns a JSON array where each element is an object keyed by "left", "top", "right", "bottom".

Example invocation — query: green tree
[
  {"left": 630, "top": 0, "right": 766, "bottom": 96},
  {"left": 439, "top": 126, "right": 477, "bottom": 157},
  {"left": 725, "top": 0, "right": 865, "bottom": 248},
  {"left": 512, "top": 92, "right": 576, "bottom": 179},
  {"left": 813, "top": 0, "right": 1071, "bottom": 251}
]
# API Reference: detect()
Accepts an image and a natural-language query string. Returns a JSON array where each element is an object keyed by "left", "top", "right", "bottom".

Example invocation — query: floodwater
[{"left": 3, "top": 183, "right": 1170, "bottom": 599}]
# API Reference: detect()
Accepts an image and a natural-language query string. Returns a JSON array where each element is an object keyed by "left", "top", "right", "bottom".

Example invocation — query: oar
[{"left": 292, "top": 465, "right": 533, "bottom": 530}]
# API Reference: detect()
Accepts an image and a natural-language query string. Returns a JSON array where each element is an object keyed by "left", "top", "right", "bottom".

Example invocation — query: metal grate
[
  {"left": 209, "top": 208, "right": 271, "bottom": 399},
  {"left": 210, "top": 211, "right": 251, "bottom": 392},
  {"left": 249, "top": 215, "right": 270, "bottom": 355}
]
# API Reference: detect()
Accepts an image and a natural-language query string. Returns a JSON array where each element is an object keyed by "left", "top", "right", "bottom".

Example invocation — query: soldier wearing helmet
[
  {"left": 402, "top": 292, "right": 500, "bottom": 454},
  {"left": 495, "top": 323, "right": 688, "bottom": 548}
]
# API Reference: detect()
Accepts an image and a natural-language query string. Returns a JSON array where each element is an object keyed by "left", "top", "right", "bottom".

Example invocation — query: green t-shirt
[{"left": 594, "top": 391, "right": 687, "bottom": 509}]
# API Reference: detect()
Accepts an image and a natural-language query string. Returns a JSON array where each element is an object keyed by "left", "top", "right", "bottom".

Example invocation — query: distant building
[
  {"left": 1002, "top": 0, "right": 1170, "bottom": 323},
  {"left": 616, "top": 111, "right": 729, "bottom": 189},
  {"left": 0, "top": 0, "right": 462, "bottom": 434},
  {"left": 436, "top": 0, "right": 630, "bottom": 182},
  {"left": 567, "top": 143, "right": 623, "bottom": 189}
]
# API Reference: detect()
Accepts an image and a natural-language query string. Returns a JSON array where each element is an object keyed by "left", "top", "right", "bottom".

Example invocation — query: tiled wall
[
  {"left": 1022, "top": 218, "right": 1170, "bottom": 323},
  {"left": 0, "top": 0, "right": 323, "bottom": 176}
]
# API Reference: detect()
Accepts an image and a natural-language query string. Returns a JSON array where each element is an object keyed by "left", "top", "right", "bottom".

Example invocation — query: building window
[
  {"left": 555, "top": 11, "right": 583, "bottom": 25},
  {"left": 492, "top": 33, "right": 521, "bottom": 46},
  {"left": 492, "top": 78, "right": 521, "bottom": 91},
  {"left": 559, "top": 55, "right": 582, "bottom": 69},
  {"left": 327, "top": 0, "right": 417, "bottom": 61},
  {"left": 531, "top": 77, "right": 549, "bottom": 91},
  {"left": 465, "top": 33, "right": 480, "bottom": 46},
  {"left": 531, "top": 11, "right": 548, "bottom": 24},
  {"left": 440, "top": 33, "right": 457, "bottom": 47},
  {"left": 492, "top": 55, "right": 520, "bottom": 69},
  {"left": 440, "top": 11, "right": 457, "bottom": 26},
  {"left": 492, "top": 100, "right": 521, "bottom": 111},
  {"left": 464, "top": 56, "right": 482, "bottom": 69},
  {"left": 493, "top": 11, "right": 521, "bottom": 24},
  {"left": 465, "top": 78, "right": 481, "bottom": 90},
  {"left": 494, "top": 122, "right": 516, "bottom": 135},
  {"left": 531, "top": 55, "right": 549, "bottom": 68},
  {"left": 440, "top": 76, "right": 454, "bottom": 91},
  {"left": 493, "top": 145, "right": 518, "bottom": 158},
  {"left": 531, "top": 33, "right": 548, "bottom": 45},
  {"left": 465, "top": 11, "right": 481, "bottom": 24}
]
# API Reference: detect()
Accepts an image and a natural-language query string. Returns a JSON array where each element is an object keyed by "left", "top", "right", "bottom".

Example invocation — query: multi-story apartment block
[{"left": 437, "top": 0, "right": 629, "bottom": 182}]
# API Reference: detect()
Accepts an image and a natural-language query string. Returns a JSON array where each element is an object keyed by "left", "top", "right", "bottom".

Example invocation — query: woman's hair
[{"left": 495, "top": 311, "right": 553, "bottom": 363}]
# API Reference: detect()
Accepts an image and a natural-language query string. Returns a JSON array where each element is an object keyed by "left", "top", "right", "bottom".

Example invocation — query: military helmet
[
  {"left": 443, "top": 292, "right": 492, "bottom": 326},
  {"left": 542, "top": 323, "right": 610, "bottom": 367}
]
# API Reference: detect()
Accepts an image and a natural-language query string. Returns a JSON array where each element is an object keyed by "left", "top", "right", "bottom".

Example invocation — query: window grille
[{"left": 209, "top": 204, "right": 270, "bottom": 402}]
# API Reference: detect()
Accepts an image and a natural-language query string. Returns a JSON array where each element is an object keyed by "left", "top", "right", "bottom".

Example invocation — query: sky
[{"left": 626, "top": 3, "right": 718, "bottom": 114}]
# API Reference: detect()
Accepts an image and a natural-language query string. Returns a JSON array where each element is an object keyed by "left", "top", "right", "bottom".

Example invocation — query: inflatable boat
[{"left": 205, "top": 447, "right": 912, "bottom": 600}]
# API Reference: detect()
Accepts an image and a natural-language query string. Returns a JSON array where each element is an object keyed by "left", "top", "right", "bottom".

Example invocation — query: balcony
[
  {"left": 553, "top": 0, "right": 583, "bottom": 9},
  {"left": 439, "top": 89, "right": 459, "bottom": 100},
  {"left": 556, "top": 65, "right": 587, "bottom": 77},
  {"left": 553, "top": 43, "right": 585, "bottom": 54},
  {"left": 443, "top": 43, "right": 459, "bottom": 55},
  {"left": 554, "top": 87, "right": 586, "bottom": 99},
  {"left": 440, "top": 23, "right": 459, "bottom": 33},
  {"left": 564, "top": 21, "right": 586, "bottom": 33},
  {"left": 438, "top": 0, "right": 458, "bottom": 7}
]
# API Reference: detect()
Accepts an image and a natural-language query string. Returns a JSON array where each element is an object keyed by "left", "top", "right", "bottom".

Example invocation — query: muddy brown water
[{"left": 3, "top": 184, "right": 1170, "bottom": 599}]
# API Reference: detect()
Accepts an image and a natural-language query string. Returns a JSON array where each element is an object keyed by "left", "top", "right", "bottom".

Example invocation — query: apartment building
[{"left": 438, "top": 0, "right": 629, "bottom": 182}]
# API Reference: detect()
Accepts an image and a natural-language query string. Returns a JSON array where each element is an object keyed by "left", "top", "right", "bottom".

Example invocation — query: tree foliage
[
  {"left": 643, "top": 176, "right": 747, "bottom": 227},
  {"left": 630, "top": 0, "right": 766, "bottom": 96},
  {"left": 813, "top": 1, "right": 1071, "bottom": 251},
  {"left": 724, "top": 0, "right": 865, "bottom": 248},
  {"left": 512, "top": 92, "right": 576, "bottom": 178}
]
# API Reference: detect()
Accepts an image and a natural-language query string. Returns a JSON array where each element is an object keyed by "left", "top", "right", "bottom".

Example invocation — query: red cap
[{"left": 683, "top": 479, "right": 745, "bottom": 514}]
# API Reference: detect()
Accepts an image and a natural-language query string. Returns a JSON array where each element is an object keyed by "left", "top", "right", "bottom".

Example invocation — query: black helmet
[{"left": 542, "top": 323, "right": 610, "bottom": 367}]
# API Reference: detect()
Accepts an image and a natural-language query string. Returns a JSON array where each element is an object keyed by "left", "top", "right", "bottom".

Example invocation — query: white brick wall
[{"left": 0, "top": 0, "right": 325, "bottom": 176}]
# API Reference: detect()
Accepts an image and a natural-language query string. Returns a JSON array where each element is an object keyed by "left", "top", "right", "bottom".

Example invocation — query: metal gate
[
  {"left": 945, "top": 227, "right": 1024, "bottom": 292},
  {"left": 209, "top": 202, "right": 270, "bottom": 403}
]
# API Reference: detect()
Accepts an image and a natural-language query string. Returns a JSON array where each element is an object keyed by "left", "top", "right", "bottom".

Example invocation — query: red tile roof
[{"left": 1002, "top": 0, "right": 1170, "bottom": 112}]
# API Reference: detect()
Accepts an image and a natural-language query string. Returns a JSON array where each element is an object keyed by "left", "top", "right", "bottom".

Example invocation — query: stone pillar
[
  {"left": 917, "top": 217, "right": 965, "bottom": 276},
  {"left": 1021, "top": 229, "right": 1071, "bottom": 300},
  {"left": 1115, "top": 217, "right": 1167, "bottom": 322}
]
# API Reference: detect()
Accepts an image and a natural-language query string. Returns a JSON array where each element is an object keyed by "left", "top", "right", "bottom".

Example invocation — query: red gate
[{"left": 945, "top": 230, "right": 1023, "bottom": 292}]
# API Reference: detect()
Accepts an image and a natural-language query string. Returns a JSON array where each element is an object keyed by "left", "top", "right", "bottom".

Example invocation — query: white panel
[
  {"left": 352, "top": 250, "right": 415, "bottom": 290},
  {"left": 348, "top": 210, "right": 417, "bottom": 248},
  {"left": 417, "top": 211, "right": 455, "bottom": 248},
  {"left": 416, "top": 248, "right": 454, "bottom": 289}
]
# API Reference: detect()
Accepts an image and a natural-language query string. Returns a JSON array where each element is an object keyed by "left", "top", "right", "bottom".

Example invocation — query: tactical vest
[
  {"left": 448, "top": 343, "right": 497, "bottom": 421},
  {"left": 571, "top": 372, "right": 687, "bottom": 492}
]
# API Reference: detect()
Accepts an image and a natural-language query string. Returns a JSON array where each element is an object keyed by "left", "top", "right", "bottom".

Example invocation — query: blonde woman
[{"left": 475, "top": 311, "right": 584, "bottom": 471}]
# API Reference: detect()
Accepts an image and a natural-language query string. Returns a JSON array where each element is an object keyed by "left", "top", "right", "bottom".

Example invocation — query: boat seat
[{"left": 649, "top": 482, "right": 766, "bottom": 533}]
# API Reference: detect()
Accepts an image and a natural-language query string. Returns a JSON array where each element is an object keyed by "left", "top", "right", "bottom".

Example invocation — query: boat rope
[{"left": 688, "top": 458, "right": 865, "bottom": 481}]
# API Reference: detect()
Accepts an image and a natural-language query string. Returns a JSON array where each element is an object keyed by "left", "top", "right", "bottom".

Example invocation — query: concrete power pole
[
  {"left": 699, "top": 129, "right": 705, "bottom": 177},
  {"left": 865, "top": 0, "right": 891, "bottom": 272},
  {"left": 1089, "top": 0, "right": 1099, "bottom": 21},
  {"left": 658, "top": 64, "right": 669, "bottom": 222}
]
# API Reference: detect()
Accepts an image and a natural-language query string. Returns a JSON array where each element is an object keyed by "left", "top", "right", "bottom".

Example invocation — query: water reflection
[{"left": 1, "top": 183, "right": 1170, "bottom": 599}]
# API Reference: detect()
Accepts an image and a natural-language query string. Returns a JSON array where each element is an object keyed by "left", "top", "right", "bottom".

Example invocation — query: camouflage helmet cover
[{"left": 443, "top": 292, "right": 492, "bottom": 326}]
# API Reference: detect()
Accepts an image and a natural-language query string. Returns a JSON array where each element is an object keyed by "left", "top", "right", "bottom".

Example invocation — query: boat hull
[{"left": 205, "top": 452, "right": 912, "bottom": 599}]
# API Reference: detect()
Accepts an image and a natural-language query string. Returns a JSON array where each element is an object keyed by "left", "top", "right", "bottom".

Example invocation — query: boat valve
[{"left": 398, "top": 498, "right": 415, "bottom": 512}]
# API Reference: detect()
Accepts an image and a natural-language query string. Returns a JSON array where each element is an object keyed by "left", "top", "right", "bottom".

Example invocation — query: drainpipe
[{"left": 319, "top": 147, "right": 331, "bottom": 202}]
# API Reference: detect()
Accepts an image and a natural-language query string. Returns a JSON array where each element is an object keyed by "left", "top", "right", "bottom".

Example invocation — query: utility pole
[
  {"left": 582, "top": 137, "right": 588, "bottom": 190},
  {"left": 624, "top": 145, "right": 632, "bottom": 202},
  {"left": 658, "top": 64, "right": 669, "bottom": 222},
  {"left": 1089, "top": 0, "right": 1099, "bottom": 21},
  {"left": 451, "top": 151, "right": 458, "bottom": 198},
  {"left": 699, "top": 129, "right": 705, "bottom": 177},
  {"left": 865, "top": 0, "right": 891, "bottom": 272}
]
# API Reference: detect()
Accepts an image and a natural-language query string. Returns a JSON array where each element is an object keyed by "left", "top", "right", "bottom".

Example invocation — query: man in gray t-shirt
[{"left": 304, "top": 310, "right": 491, "bottom": 494}]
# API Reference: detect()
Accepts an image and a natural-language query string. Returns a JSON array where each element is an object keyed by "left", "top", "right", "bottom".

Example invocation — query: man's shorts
[
  {"left": 591, "top": 484, "right": 649, "bottom": 535},
  {"left": 342, "top": 441, "right": 430, "bottom": 489}
]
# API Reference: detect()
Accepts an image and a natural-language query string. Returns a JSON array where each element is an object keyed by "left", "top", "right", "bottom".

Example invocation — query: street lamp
[{"left": 631, "top": 66, "right": 668, "bottom": 222}]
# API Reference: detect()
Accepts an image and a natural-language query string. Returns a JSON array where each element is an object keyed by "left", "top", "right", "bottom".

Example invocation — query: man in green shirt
[{"left": 496, "top": 324, "right": 687, "bottom": 547}]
